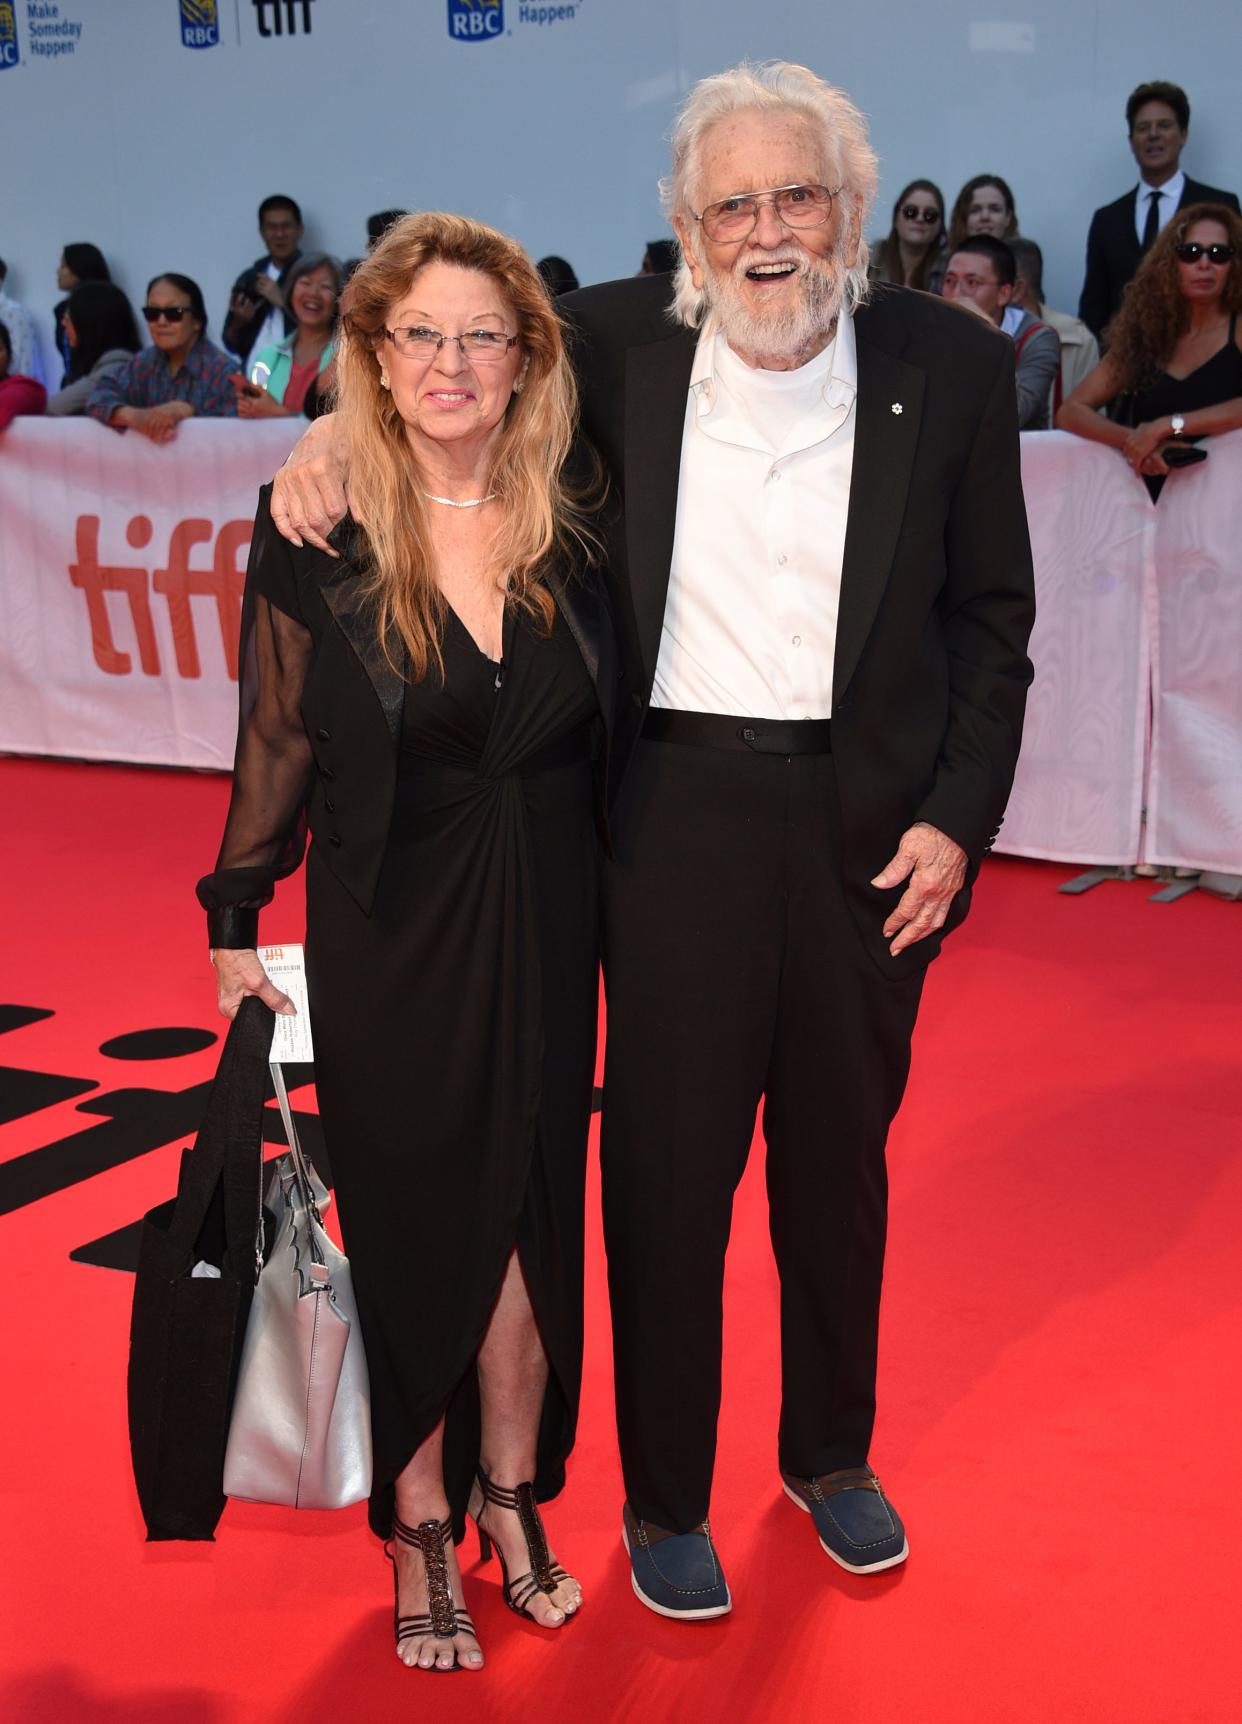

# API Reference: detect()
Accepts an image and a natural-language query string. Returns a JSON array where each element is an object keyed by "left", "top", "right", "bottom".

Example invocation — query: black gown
[
  {"left": 1132, "top": 313, "right": 1242, "bottom": 500},
  {"left": 304, "top": 600, "right": 600, "bottom": 1538}
]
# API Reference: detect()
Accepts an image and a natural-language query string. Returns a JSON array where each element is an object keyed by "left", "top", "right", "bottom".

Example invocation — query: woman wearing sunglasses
[
  {"left": 86, "top": 273, "right": 237, "bottom": 442},
  {"left": 869, "top": 180, "right": 946, "bottom": 292},
  {"left": 1057, "top": 205, "right": 1242, "bottom": 496}
]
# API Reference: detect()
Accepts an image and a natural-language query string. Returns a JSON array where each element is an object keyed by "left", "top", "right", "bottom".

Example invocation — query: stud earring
[{"left": 380, "top": 373, "right": 390, "bottom": 390}]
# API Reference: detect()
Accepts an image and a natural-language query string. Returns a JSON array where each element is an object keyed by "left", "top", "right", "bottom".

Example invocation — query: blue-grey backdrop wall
[{"left": 2, "top": 0, "right": 1240, "bottom": 375}]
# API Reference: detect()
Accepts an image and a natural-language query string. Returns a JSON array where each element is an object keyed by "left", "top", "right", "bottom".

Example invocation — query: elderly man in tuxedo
[{"left": 268, "top": 59, "right": 1035, "bottom": 1623}]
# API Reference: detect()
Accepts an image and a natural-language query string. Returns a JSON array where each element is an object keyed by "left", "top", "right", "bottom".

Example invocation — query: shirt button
[
  {"left": 316, "top": 727, "right": 331, "bottom": 742},
  {"left": 768, "top": 469, "right": 781, "bottom": 482},
  {"left": 777, "top": 553, "right": 788, "bottom": 566},
  {"left": 792, "top": 635, "right": 802, "bottom": 647}
]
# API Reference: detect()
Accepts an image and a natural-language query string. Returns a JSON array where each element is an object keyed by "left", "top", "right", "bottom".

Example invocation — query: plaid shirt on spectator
[{"left": 86, "top": 338, "right": 239, "bottom": 426}]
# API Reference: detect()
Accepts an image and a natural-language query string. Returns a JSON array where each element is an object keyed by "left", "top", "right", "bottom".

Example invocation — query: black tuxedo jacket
[
  {"left": 560, "top": 274, "right": 1035, "bottom": 968},
  {"left": 1078, "top": 177, "right": 1241, "bottom": 337}
]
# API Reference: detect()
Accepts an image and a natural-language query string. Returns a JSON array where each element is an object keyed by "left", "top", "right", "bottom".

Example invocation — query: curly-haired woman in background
[{"left": 1057, "top": 203, "right": 1242, "bottom": 497}]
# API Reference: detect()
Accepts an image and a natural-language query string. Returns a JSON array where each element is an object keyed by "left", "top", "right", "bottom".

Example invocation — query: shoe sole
[
  {"left": 781, "top": 1482, "right": 910, "bottom": 1574},
  {"left": 620, "top": 1525, "right": 732, "bottom": 1620}
]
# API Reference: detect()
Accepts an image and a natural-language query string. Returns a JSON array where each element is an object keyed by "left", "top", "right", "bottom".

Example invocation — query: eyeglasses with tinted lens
[
  {"left": 1174, "top": 242, "right": 1236, "bottom": 264},
  {"left": 143, "top": 305, "right": 192, "bottom": 323},
  {"left": 385, "top": 326, "right": 519, "bottom": 362},
  {"left": 900, "top": 205, "right": 941, "bottom": 224},
  {"left": 695, "top": 183, "right": 839, "bottom": 244}
]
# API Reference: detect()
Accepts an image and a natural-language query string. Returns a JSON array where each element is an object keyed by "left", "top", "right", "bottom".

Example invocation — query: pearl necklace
[{"left": 423, "top": 491, "right": 497, "bottom": 509}]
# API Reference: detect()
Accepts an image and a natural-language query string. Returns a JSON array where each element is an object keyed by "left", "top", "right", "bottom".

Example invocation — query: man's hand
[
  {"left": 871, "top": 821, "right": 968, "bottom": 956},
  {"left": 211, "top": 948, "right": 296, "bottom": 1021},
  {"left": 252, "top": 274, "right": 285, "bottom": 310},
  {"left": 269, "top": 412, "right": 349, "bottom": 552}
]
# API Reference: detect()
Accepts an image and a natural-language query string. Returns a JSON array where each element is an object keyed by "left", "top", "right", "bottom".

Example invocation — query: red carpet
[{"left": 2, "top": 755, "right": 1238, "bottom": 1723}]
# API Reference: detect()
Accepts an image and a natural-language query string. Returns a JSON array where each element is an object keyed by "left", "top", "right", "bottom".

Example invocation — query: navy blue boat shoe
[
  {"left": 621, "top": 1503, "right": 732, "bottom": 1620},
  {"left": 780, "top": 1465, "right": 909, "bottom": 1573}
]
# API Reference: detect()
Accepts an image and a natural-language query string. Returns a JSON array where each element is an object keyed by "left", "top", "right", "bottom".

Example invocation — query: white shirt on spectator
[
  {"left": 244, "top": 260, "right": 285, "bottom": 379},
  {"left": 1134, "top": 170, "right": 1186, "bottom": 245},
  {"left": 0, "top": 290, "right": 46, "bottom": 385},
  {"left": 652, "top": 312, "right": 856, "bottom": 720}
]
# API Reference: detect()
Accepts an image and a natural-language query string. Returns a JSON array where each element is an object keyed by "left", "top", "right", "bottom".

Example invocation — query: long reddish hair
[{"left": 335, "top": 212, "right": 596, "bottom": 680}]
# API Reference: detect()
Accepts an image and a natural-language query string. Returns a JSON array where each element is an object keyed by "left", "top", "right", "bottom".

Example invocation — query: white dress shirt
[
  {"left": 651, "top": 312, "right": 857, "bottom": 720},
  {"left": 1134, "top": 170, "right": 1186, "bottom": 245},
  {"left": 244, "top": 260, "right": 286, "bottom": 378}
]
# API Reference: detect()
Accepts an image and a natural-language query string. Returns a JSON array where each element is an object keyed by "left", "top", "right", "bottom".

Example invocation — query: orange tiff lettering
[{"left": 69, "top": 515, "right": 252, "bottom": 679}]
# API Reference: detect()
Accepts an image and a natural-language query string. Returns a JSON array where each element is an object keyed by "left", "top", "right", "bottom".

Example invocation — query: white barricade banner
[
  {"left": 0, "top": 420, "right": 300, "bottom": 769},
  {"left": 1146, "top": 428, "right": 1242, "bottom": 872},
  {"left": 999, "top": 429, "right": 1242, "bottom": 873},
  {"left": 1, "top": 420, "right": 1239, "bottom": 870},
  {"left": 998, "top": 433, "right": 1151, "bottom": 867}
]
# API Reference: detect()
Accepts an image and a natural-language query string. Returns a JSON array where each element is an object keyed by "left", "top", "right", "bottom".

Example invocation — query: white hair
[{"left": 659, "top": 60, "right": 878, "bottom": 328}]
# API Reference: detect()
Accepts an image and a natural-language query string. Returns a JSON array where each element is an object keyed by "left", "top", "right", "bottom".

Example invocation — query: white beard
[{"left": 704, "top": 249, "right": 847, "bottom": 362}]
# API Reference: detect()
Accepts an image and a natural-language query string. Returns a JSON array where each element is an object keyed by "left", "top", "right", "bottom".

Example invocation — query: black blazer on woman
[
  {"left": 198, "top": 484, "right": 615, "bottom": 947},
  {"left": 560, "top": 273, "right": 1036, "bottom": 971}
]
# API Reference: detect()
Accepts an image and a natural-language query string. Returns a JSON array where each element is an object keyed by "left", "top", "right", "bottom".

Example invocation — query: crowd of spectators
[{"left": 1, "top": 79, "right": 1240, "bottom": 473}]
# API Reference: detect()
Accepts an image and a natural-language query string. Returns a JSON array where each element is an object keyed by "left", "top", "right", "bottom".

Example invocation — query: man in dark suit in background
[
  {"left": 1079, "top": 81, "right": 1240, "bottom": 338},
  {"left": 267, "top": 58, "right": 1036, "bottom": 1625}
]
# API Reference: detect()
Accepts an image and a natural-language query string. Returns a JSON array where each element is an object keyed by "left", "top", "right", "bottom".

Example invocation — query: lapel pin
[{"left": 891, "top": 402, "right": 903, "bottom": 415}]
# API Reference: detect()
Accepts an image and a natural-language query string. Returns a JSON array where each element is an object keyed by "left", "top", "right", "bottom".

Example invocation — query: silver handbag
[{"left": 223, "top": 1064, "right": 372, "bottom": 1509}]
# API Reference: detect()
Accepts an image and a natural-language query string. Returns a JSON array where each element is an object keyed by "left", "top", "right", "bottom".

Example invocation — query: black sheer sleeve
[{"left": 196, "top": 495, "right": 316, "bottom": 948}]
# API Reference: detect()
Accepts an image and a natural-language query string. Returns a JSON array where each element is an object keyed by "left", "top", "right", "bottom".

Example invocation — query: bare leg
[
  {"left": 392, "top": 1421, "right": 484, "bottom": 1671},
  {"left": 473, "top": 1250, "right": 583, "bottom": 1626}
]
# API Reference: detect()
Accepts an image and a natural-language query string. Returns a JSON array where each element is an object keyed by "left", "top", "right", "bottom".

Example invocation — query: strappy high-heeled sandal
[
  {"left": 387, "top": 1513, "right": 478, "bottom": 1668},
  {"left": 472, "top": 1464, "right": 579, "bottom": 1623}
]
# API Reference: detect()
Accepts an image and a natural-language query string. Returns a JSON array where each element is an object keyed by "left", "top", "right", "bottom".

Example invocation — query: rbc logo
[
  {"left": 448, "top": 0, "right": 503, "bottom": 43},
  {"left": 179, "top": 0, "right": 220, "bottom": 48},
  {"left": 0, "top": 1, "right": 20, "bottom": 70}
]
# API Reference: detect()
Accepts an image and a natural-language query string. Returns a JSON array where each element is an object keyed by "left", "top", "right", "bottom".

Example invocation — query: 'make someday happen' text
[{"left": 24, "top": 3, "right": 83, "bottom": 60}]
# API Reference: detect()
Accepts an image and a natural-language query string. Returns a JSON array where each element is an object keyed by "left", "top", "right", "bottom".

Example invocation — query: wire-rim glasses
[
  {"left": 693, "top": 183, "right": 841, "bottom": 244},
  {"left": 384, "top": 325, "right": 519, "bottom": 363}
]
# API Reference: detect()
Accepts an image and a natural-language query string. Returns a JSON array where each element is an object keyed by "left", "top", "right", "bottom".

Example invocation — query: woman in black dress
[
  {"left": 199, "top": 214, "right": 611, "bottom": 1673},
  {"left": 1057, "top": 203, "right": 1242, "bottom": 497}
]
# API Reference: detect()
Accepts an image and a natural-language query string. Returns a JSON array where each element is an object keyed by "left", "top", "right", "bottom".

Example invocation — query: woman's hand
[
  {"left": 236, "top": 385, "right": 290, "bottom": 420},
  {"left": 211, "top": 947, "right": 296, "bottom": 1021},
  {"left": 1122, "top": 418, "right": 1171, "bottom": 474}
]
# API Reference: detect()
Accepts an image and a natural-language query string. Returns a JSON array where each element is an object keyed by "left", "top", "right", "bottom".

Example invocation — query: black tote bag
[{"left": 126, "top": 995, "right": 274, "bottom": 1540}]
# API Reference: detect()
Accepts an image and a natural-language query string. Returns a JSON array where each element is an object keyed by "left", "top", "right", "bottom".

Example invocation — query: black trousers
[{"left": 601, "top": 731, "right": 925, "bottom": 1533}]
